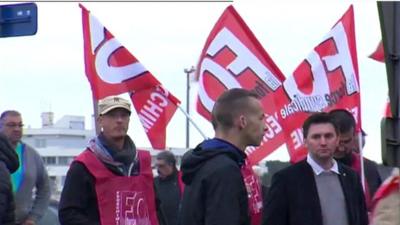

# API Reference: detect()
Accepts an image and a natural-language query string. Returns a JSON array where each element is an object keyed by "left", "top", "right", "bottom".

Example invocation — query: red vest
[
  {"left": 241, "top": 162, "right": 263, "bottom": 225},
  {"left": 76, "top": 149, "right": 159, "bottom": 225}
]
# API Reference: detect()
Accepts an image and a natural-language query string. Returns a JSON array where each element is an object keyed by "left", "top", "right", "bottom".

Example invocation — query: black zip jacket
[{"left": 179, "top": 138, "right": 250, "bottom": 225}]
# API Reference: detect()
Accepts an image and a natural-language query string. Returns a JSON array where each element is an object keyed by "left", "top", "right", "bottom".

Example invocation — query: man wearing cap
[{"left": 59, "top": 96, "right": 163, "bottom": 225}]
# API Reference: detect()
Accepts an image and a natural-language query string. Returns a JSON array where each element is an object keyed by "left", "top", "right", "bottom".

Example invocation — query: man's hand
[{"left": 22, "top": 219, "right": 36, "bottom": 225}]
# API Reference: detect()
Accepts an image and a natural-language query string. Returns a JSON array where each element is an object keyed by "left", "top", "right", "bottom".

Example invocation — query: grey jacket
[{"left": 14, "top": 142, "right": 50, "bottom": 224}]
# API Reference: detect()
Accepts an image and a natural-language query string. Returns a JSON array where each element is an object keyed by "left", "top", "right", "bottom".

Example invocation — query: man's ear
[
  {"left": 96, "top": 116, "right": 102, "bottom": 127},
  {"left": 303, "top": 137, "right": 308, "bottom": 148},
  {"left": 238, "top": 115, "right": 247, "bottom": 130},
  {"left": 334, "top": 134, "right": 340, "bottom": 146}
]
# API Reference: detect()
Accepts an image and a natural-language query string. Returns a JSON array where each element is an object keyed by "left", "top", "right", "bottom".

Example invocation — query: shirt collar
[{"left": 307, "top": 154, "right": 340, "bottom": 175}]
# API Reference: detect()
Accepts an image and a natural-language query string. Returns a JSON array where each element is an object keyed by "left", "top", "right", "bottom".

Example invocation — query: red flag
[
  {"left": 80, "top": 4, "right": 160, "bottom": 100},
  {"left": 370, "top": 41, "right": 385, "bottom": 63},
  {"left": 384, "top": 97, "right": 393, "bottom": 118},
  {"left": 195, "top": 5, "right": 286, "bottom": 164},
  {"left": 131, "top": 86, "right": 180, "bottom": 149},
  {"left": 80, "top": 4, "right": 180, "bottom": 149},
  {"left": 371, "top": 169, "right": 399, "bottom": 212},
  {"left": 371, "top": 43, "right": 391, "bottom": 120},
  {"left": 274, "top": 5, "right": 362, "bottom": 163}
]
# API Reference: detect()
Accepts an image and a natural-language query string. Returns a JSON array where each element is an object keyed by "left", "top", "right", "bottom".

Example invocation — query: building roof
[
  {"left": 24, "top": 128, "right": 94, "bottom": 137},
  {"left": 36, "top": 146, "right": 189, "bottom": 157}
]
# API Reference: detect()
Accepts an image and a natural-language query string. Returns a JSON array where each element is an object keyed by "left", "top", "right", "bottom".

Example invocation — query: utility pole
[{"left": 184, "top": 66, "right": 196, "bottom": 149}]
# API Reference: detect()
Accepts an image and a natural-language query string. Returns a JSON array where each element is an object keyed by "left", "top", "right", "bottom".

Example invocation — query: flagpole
[
  {"left": 177, "top": 104, "right": 208, "bottom": 140},
  {"left": 93, "top": 95, "right": 100, "bottom": 135},
  {"left": 184, "top": 66, "right": 196, "bottom": 148},
  {"left": 358, "top": 131, "right": 366, "bottom": 191}
]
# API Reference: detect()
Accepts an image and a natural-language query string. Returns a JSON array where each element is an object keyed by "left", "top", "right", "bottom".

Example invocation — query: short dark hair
[
  {"left": 0, "top": 110, "right": 21, "bottom": 120},
  {"left": 329, "top": 109, "right": 356, "bottom": 134},
  {"left": 156, "top": 151, "right": 176, "bottom": 166},
  {"left": 211, "top": 88, "right": 259, "bottom": 130},
  {"left": 302, "top": 112, "right": 339, "bottom": 138}
]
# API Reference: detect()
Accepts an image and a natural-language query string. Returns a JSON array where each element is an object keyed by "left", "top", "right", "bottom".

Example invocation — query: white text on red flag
[
  {"left": 274, "top": 5, "right": 361, "bottom": 162},
  {"left": 80, "top": 4, "right": 160, "bottom": 100},
  {"left": 195, "top": 5, "right": 286, "bottom": 164}
]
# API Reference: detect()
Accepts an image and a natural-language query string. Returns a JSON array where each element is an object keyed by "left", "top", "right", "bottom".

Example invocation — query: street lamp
[{"left": 184, "top": 66, "right": 196, "bottom": 149}]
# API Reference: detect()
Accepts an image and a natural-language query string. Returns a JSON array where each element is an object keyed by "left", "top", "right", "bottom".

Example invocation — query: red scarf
[{"left": 241, "top": 161, "right": 263, "bottom": 225}]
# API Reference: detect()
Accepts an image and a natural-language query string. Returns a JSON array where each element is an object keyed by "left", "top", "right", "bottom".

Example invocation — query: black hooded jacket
[
  {"left": 0, "top": 133, "right": 19, "bottom": 225},
  {"left": 179, "top": 138, "right": 250, "bottom": 225}
]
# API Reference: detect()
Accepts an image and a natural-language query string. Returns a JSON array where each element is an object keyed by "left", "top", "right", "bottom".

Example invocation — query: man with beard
[{"left": 329, "top": 109, "right": 382, "bottom": 210}]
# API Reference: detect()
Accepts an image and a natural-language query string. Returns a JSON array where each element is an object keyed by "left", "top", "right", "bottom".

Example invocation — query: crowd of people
[{"left": 0, "top": 88, "right": 398, "bottom": 225}]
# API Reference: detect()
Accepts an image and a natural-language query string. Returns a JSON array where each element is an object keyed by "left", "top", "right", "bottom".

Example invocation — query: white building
[{"left": 22, "top": 112, "right": 187, "bottom": 200}]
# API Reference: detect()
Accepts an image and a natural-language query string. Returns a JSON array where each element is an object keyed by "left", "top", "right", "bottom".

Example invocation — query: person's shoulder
[
  {"left": 22, "top": 142, "right": 40, "bottom": 155},
  {"left": 200, "top": 154, "right": 241, "bottom": 179},
  {"left": 67, "top": 161, "right": 91, "bottom": 176},
  {"left": 276, "top": 160, "right": 307, "bottom": 175},
  {"left": 269, "top": 161, "right": 311, "bottom": 185},
  {"left": 154, "top": 176, "right": 161, "bottom": 183},
  {"left": 209, "top": 153, "right": 240, "bottom": 168},
  {"left": 363, "top": 157, "right": 379, "bottom": 167}
]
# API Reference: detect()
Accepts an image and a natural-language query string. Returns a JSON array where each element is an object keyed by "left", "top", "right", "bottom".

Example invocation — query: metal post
[
  {"left": 93, "top": 95, "right": 100, "bottom": 135},
  {"left": 378, "top": 2, "right": 400, "bottom": 166},
  {"left": 184, "top": 66, "right": 195, "bottom": 149}
]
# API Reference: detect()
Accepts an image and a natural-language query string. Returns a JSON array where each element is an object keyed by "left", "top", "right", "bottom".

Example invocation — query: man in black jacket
[
  {"left": 179, "top": 88, "right": 267, "bottom": 225},
  {"left": 154, "top": 151, "right": 183, "bottom": 225},
  {"left": 0, "top": 133, "right": 19, "bottom": 225},
  {"left": 262, "top": 112, "right": 368, "bottom": 225}
]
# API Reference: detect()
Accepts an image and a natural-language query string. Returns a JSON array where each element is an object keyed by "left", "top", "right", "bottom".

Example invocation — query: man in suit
[{"left": 262, "top": 112, "right": 368, "bottom": 225}]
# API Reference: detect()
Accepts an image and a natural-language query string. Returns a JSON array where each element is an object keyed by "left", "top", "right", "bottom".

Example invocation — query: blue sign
[{"left": 0, "top": 3, "right": 37, "bottom": 38}]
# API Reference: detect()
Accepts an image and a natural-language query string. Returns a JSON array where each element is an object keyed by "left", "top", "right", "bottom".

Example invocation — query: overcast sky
[{"left": 0, "top": 0, "right": 386, "bottom": 163}]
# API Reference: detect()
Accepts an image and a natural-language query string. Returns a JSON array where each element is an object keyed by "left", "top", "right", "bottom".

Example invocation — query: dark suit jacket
[{"left": 262, "top": 160, "right": 368, "bottom": 225}]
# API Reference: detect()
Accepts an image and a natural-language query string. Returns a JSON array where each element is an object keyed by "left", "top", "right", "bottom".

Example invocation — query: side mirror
[{"left": 0, "top": 3, "right": 37, "bottom": 38}]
